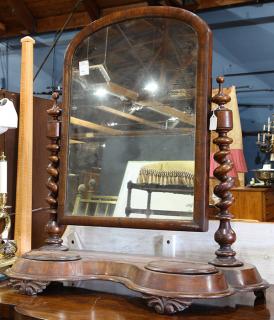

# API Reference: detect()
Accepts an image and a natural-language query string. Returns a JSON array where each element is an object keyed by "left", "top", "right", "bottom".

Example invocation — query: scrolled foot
[
  {"left": 143, "top": 295, "right": 192, "bottom": 314},
  {"left": 8, "top": 278, "right": 50, "bottom": 295}
]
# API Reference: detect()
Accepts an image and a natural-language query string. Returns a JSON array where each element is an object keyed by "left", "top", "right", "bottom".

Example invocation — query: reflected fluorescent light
[
  {"left": 168, "top": 117, "right": 179, "bottom": 121},
  {"left": 106, "top": 122, "right": 118, "bottom": 127},
  {"left": 94, "top": 87, "right": 108, "bottom": 97},
  {"left": 144, "top": 81, "right": 158, "bottom": 94},
  {"left": 129, "top": 104, "right": 143, "bottom": 113}
]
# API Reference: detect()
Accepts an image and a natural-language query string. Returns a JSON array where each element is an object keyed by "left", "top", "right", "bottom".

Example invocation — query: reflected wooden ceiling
[
  {"left": 68, "top": 17, "right": 197, "bottom": 141},
  {"left": 0, "top": 0, "right": 259, "bottom": 38}
]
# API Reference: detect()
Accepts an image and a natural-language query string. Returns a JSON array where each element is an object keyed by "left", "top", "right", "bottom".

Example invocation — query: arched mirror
[
  {"left": 58, "top": 7, "right": 212, "bottom": 231},
  {"left": 7, "top": 8, "right": 268, "bottom": 314}
]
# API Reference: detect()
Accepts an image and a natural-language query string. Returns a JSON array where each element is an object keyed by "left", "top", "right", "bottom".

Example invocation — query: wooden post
[
  {"left": 210, "top": 76, "right": 243, "bottom": 267},
  {"left": 14, "top": 36, "right": 35, "bottom": 256}
]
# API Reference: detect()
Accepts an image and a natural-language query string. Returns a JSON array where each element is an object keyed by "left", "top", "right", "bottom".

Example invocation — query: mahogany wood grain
[
  {"left": 6, "top": 250, "right": 233, "bottom": 300},
  {"left": 43, "top": 93, "right": 67, "bottom": 251},
  {"left": 210, "top": 76, "right": 242, "bottom": 267},
  {"left": 0, "top": 283, "right": 272, "bottom": 320}
]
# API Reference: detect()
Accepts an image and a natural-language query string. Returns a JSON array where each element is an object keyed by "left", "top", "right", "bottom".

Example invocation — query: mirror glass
[{"left": 65, "top": 17, "right": 198, "bottom": 220}]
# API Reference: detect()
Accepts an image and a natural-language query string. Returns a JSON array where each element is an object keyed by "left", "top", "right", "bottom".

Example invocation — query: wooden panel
[
  {"left": 7, "top": 0, "right": 36, "bottom": 33},
  {"left": 36, "top": 12, "right": 91, "bottom": 33},
  {"left": 102, "top": 2, "right": 148, "bottom": 15},
  {"left": 230, "top": 187, "right": 274, "bottom": 222},
  {"left": 230, "top": 189, "right": 263, "bottom": 221},
  {"left": 265, "top": 191, "right": 274, "bottom": 221},
  {"left": 83, "top": 0, "right": 100, "bottom": 20},
  {"left": 0, "top": 0, "right": 258, "bottom": 38},
  {"left": 0, "top": 91, "right": 54, "bottom": 249},
  {"left": 25, "top": 0, "right": 86, "bottom": 18},
  {"left": 32, "top": 96, "right": 54, "bottom": 248},
  {"left": 96, "top": 105, "right": 164, "bottom": 129},
  {"left": 70, "top": 116, "right": 124, "bottom": 135}
]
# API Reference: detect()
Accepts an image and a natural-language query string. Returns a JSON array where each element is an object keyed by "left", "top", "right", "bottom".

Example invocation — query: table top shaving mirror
[{"left": 6, "top": 7, "right": 268, "bottom": 315}]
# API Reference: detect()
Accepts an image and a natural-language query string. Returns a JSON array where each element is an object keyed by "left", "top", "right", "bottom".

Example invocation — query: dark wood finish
[
  {"left": 43, "top": 93, "right": 67, "bottom": 251},
  {"left": 8, "top": 279, "right": 50, "bottom": 296},
  {"left": 0, "top": 91, "right": 53, "bottom": 249},
  {"left": 6, "top": 249, "right": 235, "bottom": 314},
  {"left": 58, "top": 6, "right": 212, "bottom": 231},
  {"left": 208, "top": 79, "right": 269, "bottom": 295},
  {"left": 0, "top": 1, "right": 259, "bottom": 38},
  {"left": 83, "top": 0, "right": 100, "bottom": 20},
  {"left": 0, "top": 283, "right": 273, "bottom": 320},
  {"left": 7, "top": 0, "right": 36, "bottom": 33},
  {"left": 7, "top": 249, "right": 268, "bottom": 306},
  {"left": 210, "top": 76, "right": 243, "bottom": 267},
  {"left": 143, "top": 295, "right": 192, "bottom": 314},
  {"left": 164, "top": 0, "right": 255, "bottom": 11},
  {"left": 219, "top": 264, "right": 268, "bottom": 294}
]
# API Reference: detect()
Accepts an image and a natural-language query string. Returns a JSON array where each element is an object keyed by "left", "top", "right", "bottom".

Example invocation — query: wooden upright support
[
  {"left": 210, "top": 76, "right": 243, "bottom": 267},
  {"left": 14, "top": 36, "right": 35, "bottom": 256},
  {"left": 43, "top": 92, "right": 67, "bottom": 251}
]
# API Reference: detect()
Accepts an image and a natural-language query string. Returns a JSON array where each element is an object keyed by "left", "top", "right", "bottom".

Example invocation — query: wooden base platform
[{"left": 4, "top": 250, "right": 268, "bottom": 314}]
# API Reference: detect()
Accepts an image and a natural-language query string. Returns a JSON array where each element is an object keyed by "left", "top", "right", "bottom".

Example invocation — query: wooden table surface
[{"left": 0, "top": 282, "right": 273, "bottom": 319}]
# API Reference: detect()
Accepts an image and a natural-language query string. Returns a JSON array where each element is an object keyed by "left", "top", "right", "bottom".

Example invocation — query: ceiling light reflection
[
  {"left": 144, "top": 81, "right": 158, "bottom": 94},
  {"left": 94, "top": 88, "right": 108, "bottom": 97}
]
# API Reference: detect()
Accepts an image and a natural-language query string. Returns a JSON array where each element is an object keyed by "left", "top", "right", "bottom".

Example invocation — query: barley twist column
[
  {"left": 210, "top": 76, "right": 243, "bottom": 267},
  {"left": 43, "top": 92, "right": 67, "bottom": 251}
]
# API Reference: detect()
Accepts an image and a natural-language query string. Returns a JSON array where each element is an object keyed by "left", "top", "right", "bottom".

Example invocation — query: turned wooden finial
[
  {"left": 210, "top": 76, "right": 243, "bottom": 267},
  {"left": 211, "top": 76, "right": 231, "bottom": 107}
]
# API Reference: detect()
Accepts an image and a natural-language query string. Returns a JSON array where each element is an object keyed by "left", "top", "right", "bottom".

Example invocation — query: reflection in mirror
[{"left": 66, "top": 17, "right": 198, "bottom": 220}]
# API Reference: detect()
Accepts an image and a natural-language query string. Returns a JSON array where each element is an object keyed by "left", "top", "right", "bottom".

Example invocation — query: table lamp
[{"left": 0, "top": 97, "right": 18, "bottom": 266}]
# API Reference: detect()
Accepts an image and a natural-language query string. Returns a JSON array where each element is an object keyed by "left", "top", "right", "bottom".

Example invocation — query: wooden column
[
  {"left": 43, "top": 92, "right": 67, "bottom": 251},
  {"left": 14, "top": 36, "right": 35, "bottom": 256},
  {"left": 210, "top": 76, "right": 243, "bottom": 267}
]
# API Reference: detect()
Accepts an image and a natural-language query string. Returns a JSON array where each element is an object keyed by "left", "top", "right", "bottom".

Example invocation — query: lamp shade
[{"left": 0, "top": 98, "right": 18, "bottom": 134}]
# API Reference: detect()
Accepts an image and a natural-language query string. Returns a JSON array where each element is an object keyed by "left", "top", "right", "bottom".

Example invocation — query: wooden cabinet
[{"left": 230, "top": 187, "right": 274, "bottom": 221}]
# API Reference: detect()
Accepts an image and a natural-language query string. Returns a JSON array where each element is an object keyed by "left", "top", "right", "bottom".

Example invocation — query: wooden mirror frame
[
  {"left": 6, "top": 11, "right": 268, "bottom": 312},
  {"left": 57, "top": 6, "right": 212, "bottom": 231}
]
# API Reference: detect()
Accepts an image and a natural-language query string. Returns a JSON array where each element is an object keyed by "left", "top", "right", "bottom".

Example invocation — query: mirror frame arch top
[{"left": 58, "top": 6, "right": 212, "bottom": 231}]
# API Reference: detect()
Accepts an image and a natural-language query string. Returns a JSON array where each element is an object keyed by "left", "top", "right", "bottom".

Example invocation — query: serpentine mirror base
[{"left": 6, "top": 250, "right": 268, "bottom": 315}]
